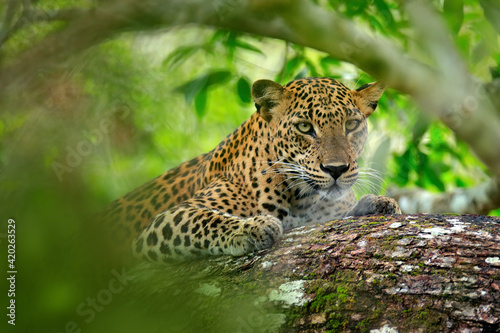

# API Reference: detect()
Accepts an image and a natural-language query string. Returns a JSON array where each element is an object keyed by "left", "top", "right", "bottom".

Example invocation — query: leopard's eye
[
  {"left": 296, "top": 122, "right": 315, "bottom": 136},
  {"left": 297, "top": 122, "right": 312, "bottom": 133},
  {"left": 345, "top": 120, "right": 360, "bottom": 132}
]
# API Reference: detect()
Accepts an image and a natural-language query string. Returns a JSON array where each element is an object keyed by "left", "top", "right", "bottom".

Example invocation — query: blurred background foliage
[{"left": 0, "top": 0, "right": 499, "bottom": 332}]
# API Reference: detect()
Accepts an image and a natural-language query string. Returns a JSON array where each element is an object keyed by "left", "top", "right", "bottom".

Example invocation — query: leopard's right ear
[{"left": 251, "top": 79, "right": 284, "bottom": 122}]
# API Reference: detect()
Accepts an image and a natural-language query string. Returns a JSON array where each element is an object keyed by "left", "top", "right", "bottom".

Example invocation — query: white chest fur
[{"left": 281, "top": 189, "right": 356, "bottom": 229}]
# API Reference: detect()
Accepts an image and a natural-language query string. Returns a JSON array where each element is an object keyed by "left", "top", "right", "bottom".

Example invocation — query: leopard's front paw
[
  {"left": 228, "top": 215, "right": 283, "bottom": 256},
  {"left": 349, "top": 194, "right": 401, "bottom": 216}
]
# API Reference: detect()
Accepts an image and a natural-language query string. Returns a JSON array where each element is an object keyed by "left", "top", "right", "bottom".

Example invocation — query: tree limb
[
  {"left": 0, "top": 7, "right": 88, "bottom": 48},
  {"left": 388, "top": 177, "right": 500, "bottom": 215},
  {"left": 1, "top": 0, "right": 500, "bottom": 180},
  {"left": 119, "top": 214, "right": 500, "bottom": 332}
]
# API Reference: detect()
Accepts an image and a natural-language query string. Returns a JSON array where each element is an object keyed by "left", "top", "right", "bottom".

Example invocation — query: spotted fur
[{"left": 99, "top": 77, "right": 401, "bottom": 262}]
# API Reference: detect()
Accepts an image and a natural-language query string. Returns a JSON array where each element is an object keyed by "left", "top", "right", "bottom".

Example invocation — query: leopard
[{"left": 99, "top": 77, "right": 401, "bottom": 263}]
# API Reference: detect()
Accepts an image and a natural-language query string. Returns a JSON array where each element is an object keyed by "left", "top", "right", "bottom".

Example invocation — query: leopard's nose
[{"left": 320, "top": 163, "right": 350, "bottom": 180}]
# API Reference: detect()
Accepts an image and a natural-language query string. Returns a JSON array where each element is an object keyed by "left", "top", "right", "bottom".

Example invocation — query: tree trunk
[{"left": 98, "top": 214, "right": 500, "bottom": 333}]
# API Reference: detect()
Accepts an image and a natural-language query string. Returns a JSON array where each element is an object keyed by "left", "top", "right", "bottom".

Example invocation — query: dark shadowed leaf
[
  {"left": 294, "top": 68, "right": 309, "bottom": 80},
  {"left": 194, "top": 89, "right": 207, "bottom": 119},
  {"left": 374, "top": 0, "right": 395, "bottom": 28},
  {"left": 305, "top": 59, "right": 320, "bottom": 77},
  {"left": 174, "top": 75, "right": 208, "bottom": 104},
  {"left": 412, "top": 115, "right": 431, "bottom": 143},
  {"left": 205, "top": 70, "right": 232, "bottom": 86},
  {"left": 175, "top": 70, "right": 232, "bottom": 104},
  {"left": 424, "top": 163, "right": 446, "bottom": 192},
  {"left": 283, "top": 57, "right": 302, "bottom": 78},
  {"left": 162, "top": 45, "right": 201, "bottom": 69},
  {"left": 232, "top": 39, "right": 264, "bottom": 55},
  {"left": 236, "top": 77, "right": 252, "bottom": 104}
]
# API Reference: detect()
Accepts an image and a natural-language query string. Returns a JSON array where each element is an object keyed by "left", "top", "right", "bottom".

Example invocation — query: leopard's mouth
[
  {"left": 325, "top": 177, "right": 356, "bottom": 193},
  {"left": 326, "top": 183, "right": 344, "bottom": 194}
]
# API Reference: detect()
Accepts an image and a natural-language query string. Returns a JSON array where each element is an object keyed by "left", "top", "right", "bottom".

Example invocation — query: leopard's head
[{"left": 252, "top": 77, "right": 384, "bottom": 197}]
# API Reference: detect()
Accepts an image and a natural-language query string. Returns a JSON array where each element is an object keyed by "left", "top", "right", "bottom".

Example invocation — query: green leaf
[
  {"left": 456, "top": 178, "right": 467, "bottom": 188},
  {"left": 412, "top": 115, "right": 431, "bottom": 143},
  {"left": 305, "top": 59, "right": 319, "bottom": 77},
  {"left": 210, "top": 29, "right": 231, "bottom": 43},
  {"left": 443, "top": 0, "right": 464, "bottom": 34},
  {"left": 480, "top": 0, "right": 500, "bottom": 34},
  {"left": 374, "top": 0, "right": 395, "bottom": 28},
  {"left": 283, "top": 57, "right": 302, "bottom": 78},
  {"left": 472, "top": 38, "right": 491, "bottom": 63},
  {"left": 394, "top": 148, "right": 413, "bottom": 185},
  {"left": 205, "top": 70, "right": 232, "bottom": 86},
  {"left": 162, "top": 45, "right": 200, "bottom": 69},
  {"left": 232, "top": 39, "right": 264, "bottom": 55},
  {"left": 345, "top": 0, "right": 367, "bottom": 16},
  {"left": 236, "top": 77, "right": 252, "bottom": 104},
  {"left": 174, "top": 70, "right": 232, "bottom": 104},
  {"left": 320, "top": 56, "right": 340, "bottom": 69},
  {"left": 368, "top": 16, "right": 386, "bottom": 34},
  {"left": 194, "top": 89, "right": 207, "bottom": 119},
  {"left": 294, "top": 68, "right": 309, "bottom": 80},
  {"left": 174, "top": 75, "right": 208, "bottom": 104},
  {"left": 424, "top": 164, "right": 446, "bottom": 192}
]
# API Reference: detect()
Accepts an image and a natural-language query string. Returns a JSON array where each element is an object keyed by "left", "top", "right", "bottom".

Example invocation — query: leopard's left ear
[
  {"left": 353, "top": 81, "right": 385, "bottom": 117},
  {"left": 252, "top": 79, "right": 285, "bottom": 122}
]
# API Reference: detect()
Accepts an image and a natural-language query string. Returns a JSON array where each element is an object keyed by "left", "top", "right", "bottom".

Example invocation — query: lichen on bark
[{"left": 112, "top": 214, "right": 500, "bottom": 333}]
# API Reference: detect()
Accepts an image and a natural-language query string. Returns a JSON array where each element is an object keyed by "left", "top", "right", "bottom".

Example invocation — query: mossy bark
[{"left": 104, "top": 214, "right": 500, "bottom": 333}]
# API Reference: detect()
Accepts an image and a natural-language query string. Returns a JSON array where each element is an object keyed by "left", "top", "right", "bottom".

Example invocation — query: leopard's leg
[
  {"left": 132, "top": 181, "right": 283, "bottom": 262},
  {"left": 347, "top": 193, "right": 401, "bottom": 216}
]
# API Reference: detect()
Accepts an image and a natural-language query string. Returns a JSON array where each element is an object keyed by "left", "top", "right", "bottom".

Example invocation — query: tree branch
[
  {"left": 0, "top": 7, "right": 88, "bottom": 48},
  {"left": 1, "top": 0, "right": 500, "bottom": 180},
  {"left": 388, "top": 177, "right": 500, "bottom": 215},
  {"left": 123, "top": 214, "right": 500, "bottom": 332}
]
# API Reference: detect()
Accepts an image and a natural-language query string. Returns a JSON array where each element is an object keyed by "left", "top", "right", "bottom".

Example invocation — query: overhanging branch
[
  {"left": 388, "top": 177, "right": 500, "bottom": 215},
  {"left": 1, "top": 0, "right": 500, "bottom": 180}
]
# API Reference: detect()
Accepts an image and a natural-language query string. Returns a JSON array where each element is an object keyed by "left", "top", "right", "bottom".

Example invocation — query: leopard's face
[{"left": 252, "top": 77, "right": 383, "bottom": 198}]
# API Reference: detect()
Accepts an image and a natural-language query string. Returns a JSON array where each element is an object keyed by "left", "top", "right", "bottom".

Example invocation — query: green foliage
[
  {"left": 174, "top": 69, "right": 232, "bottom": 118},
  {"left": 0, "top": 0, "right": 499, "bottom": 331}
]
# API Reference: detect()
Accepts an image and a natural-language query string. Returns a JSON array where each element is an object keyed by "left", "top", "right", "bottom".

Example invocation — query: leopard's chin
[{"left": 325, "top": 182, "right": 352, "bottom": 196}]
